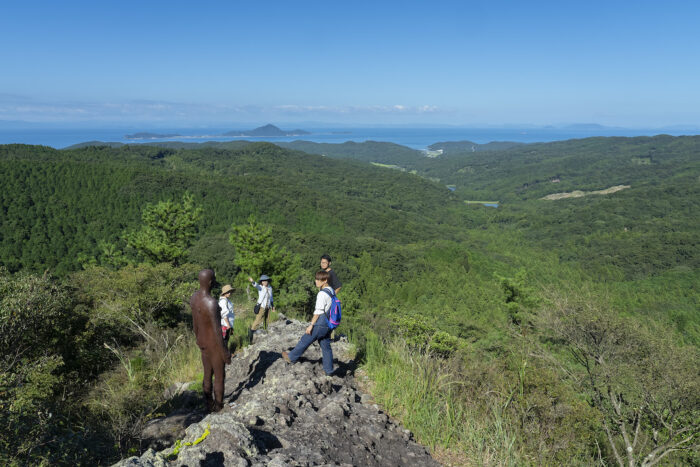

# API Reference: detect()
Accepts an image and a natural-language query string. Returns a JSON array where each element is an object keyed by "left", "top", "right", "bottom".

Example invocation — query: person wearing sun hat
[
  {"left": 219, "top": 284, "right": 235, "bottom": 348},
  {"left": 248, "top": 274, "right": 274, "bottom": 343}
]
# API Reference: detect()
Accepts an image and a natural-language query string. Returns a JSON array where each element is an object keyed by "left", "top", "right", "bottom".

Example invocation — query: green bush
[
  {"left": 428, "top": 331, "right": 460, "bottom": 358},
  {"left": 0, "top": 269, "right": 75, "bottom": 464},
  {"left": 71, "top": 262, "right": 199, "bottom": 332}
]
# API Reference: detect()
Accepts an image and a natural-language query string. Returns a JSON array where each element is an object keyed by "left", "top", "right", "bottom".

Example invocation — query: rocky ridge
[{"left": 115, "top": 316, "right": 439, "bottom": 466}]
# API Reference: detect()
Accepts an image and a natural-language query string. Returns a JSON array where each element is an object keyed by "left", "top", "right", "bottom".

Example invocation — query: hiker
[
  {"left": 248, "top": 274, "right": 274, "bottom": 343},
  {"left": 282, "top": 270, "right": 335, "bottom": 375},
  {"left": 320, "top": 254, "right": 342, "bottom": 338},
  {"left": 191, "top": 269, "right": 231, "bottom": 412},
  {"left": 219, "top": 284, "right": 235, "bottom": 348},
  {"left": 320, "top": 254, "right": 342, "bottom": 294}
]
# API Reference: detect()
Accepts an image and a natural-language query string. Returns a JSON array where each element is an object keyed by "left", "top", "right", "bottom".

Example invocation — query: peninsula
[{"left": 125, "top": 132, "right": 182, "bottom": 139}]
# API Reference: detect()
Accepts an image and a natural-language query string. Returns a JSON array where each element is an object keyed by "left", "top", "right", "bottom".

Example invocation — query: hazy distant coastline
[
  {"left": 125, "top": 132, "right": 182, "bottom": 139},
  {"left": 1, "top": 123, "right": 698, "bottom": 149},
  {"left": 124, "top": 124, "right": 311, "bottom": 140}
]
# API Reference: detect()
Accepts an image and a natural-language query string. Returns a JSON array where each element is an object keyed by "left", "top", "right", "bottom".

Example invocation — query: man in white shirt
[{"left": 282, "top": 270, "right": 334, "bottom": 375}]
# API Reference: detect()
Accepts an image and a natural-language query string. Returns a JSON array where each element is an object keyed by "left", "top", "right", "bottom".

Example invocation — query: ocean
[{"left": 0, "top": 126, "right": 696, "bottom": 150}]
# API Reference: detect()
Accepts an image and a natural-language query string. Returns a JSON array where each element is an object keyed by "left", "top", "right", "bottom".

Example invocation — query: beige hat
[{"left": 221, "top": 284, "right": 234, "bottom": 295}]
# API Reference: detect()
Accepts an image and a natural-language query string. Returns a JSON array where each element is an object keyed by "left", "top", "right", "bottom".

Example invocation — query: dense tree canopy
[{"left": 0, "top": 135, "right": 698, "bottom": 465}]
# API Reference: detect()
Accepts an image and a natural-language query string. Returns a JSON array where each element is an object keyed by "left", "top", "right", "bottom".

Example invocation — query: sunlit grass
[{"left": 360, "top": 333, "right": 522, "bottom": 466}]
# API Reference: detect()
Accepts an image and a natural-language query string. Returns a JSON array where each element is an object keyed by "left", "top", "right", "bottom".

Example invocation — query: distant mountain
[
  {"left": 125, "top": 132, "right": 181, "bottom": 139},
  {"left": 223, "top": 124, "right": 310, "bottom": 137}
]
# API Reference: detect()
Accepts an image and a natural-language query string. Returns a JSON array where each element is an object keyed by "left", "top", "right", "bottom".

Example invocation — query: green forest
[{"left": 1, "top": 136, "right": 698, "bottom": 465}]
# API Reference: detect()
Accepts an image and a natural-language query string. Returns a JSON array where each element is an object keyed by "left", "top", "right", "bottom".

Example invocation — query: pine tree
[
  {"left": 125, "top": 192, "right": 202, "bottom": 265},
  {"left": 229, "top": 215, "right": 310, "bottom": 311}
]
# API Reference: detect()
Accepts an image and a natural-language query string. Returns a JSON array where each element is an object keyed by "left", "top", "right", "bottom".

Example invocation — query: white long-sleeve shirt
[
  {"left": 218, "top": 297, "right": 234, "bottom": 328},
  {"left": 252, "top": 282, "right": 273, "bottom": 309}
]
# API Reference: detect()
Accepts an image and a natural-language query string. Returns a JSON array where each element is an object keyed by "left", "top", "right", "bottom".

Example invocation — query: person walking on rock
[
  {"left": 191, "top": 269, "right": 231, "bottom": 412},
  {"left": 248, "top": 274, "right": 274, "bottom": 343},
  {"left": 219, "top": 284, "right": 235, "bottom": 348},
  {"left": 282, "top": 270, "right": 335, "bottom": 375},
  {"left": 320, "top": 254, "right": 342, "bottom": 339}
]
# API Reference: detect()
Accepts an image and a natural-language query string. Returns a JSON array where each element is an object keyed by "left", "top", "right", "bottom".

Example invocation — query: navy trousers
[{"left": 288, "top": 315, "right": 334, "bottom": 375}]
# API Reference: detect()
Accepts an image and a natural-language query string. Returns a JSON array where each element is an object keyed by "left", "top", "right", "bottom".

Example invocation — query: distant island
[
  {"left": 125, "top": 132, "right": 181, "bottom": 139},
  {"left": 223, "top": 124, "right": 310, "bottom": 137}
]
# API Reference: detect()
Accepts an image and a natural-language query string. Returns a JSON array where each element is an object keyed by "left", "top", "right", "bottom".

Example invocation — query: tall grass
[
  {"left": 361, "top": 332, "right": 522, "bottom": 466},
  {"left": 83, "top": 322, "right": 224, "bottom": 461},
  {"left": 82, "top": 299, "right": 282, "bottom": 461}
]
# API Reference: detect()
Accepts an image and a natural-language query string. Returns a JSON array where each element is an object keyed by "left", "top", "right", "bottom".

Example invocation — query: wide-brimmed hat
[
  {"left": 259, "top": 274, "right": 271, "bottom": 281},
  {"left": 221, "top": 284, "right": 234, "bottom": 295}
]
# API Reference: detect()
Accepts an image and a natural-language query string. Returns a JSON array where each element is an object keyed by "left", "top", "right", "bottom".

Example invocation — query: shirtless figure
[{"left": 191, "top": 269, "right": 231, "bottom": 412}]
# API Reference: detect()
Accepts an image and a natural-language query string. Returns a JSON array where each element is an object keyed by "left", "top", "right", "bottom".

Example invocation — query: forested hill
[
  {"left": 413, "top": 134, "right": 700, "bottom": 201},
  {"left": 64, "top": 139, "right": 426, "bottom": 166},
  {"left": 1, "top": 137, "right": 699, "bottom": 465},
  {"left": 276, "top": 140, "right": 424, "bottom": 165},
  {"left": 3, "top": 134, "right": 698, "bottom": 291},
  {"left": 3, "top": 135, "right": 698, "bottom": 289},
  {"left": 427, "top": 140, "right": 524, "bottom": 153},
  {"left": 0, "top": 142, "right": 467, "bottom": 275},
  {"left": 414, "top": 135, "right": 700, "bottom": 281}
]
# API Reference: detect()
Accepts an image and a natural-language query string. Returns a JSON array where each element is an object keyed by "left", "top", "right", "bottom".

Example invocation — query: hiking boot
[{"left": 282, "top": 351, "right": 292, "bottom": 363}]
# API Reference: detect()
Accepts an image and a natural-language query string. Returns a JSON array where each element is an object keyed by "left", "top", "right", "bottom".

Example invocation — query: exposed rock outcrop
[{"left": 115, "top": 316, "right": 439, "bottom": 466}]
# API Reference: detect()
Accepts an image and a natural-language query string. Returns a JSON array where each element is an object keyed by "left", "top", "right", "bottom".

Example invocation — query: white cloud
[{"left": 0, "top": 96, "right": 446, "bottom": 124}]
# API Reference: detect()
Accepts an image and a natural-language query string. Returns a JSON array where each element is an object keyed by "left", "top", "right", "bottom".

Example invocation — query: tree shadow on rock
[
  {"left": 248, "top": 427, "right": 283, "bottom": 454},
  {"left": 333, "top": 358, "right": 357, "bottom": 378},
  {"left": 229, "top": 351, "right": 280, "bottom": 401},
  {"left": 200, "top": 451, "right": 224, "bottom": 466},
  {"left": 297, "top": 357, "right": 357, "bottom": 378},
  {"left": 140, "top": 406, "right": 205, "bottom": 451}
]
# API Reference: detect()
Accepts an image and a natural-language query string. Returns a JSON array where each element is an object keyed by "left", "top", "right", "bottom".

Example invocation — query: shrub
[
  {"left": 540, "top": 288, "right": 700, "bottom": 466},
  {"left": 0, "top": 268, "right": 74, "bottom": 464}
]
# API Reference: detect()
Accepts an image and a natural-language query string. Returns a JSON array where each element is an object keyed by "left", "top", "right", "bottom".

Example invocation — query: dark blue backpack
[{"left": 321, "top": 289, "right": 342, "bottom": 330}]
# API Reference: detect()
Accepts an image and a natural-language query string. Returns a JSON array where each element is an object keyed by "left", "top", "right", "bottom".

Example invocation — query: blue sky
[{"left": 1, "top": 0, "right": 699, "bottom": 127}]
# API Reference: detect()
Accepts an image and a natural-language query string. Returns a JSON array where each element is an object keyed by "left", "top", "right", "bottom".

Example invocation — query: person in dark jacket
[{"left": 320, "top": 254, "right": 342, "bottom": 294}]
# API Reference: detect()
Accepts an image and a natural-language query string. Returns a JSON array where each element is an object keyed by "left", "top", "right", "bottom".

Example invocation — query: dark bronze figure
[{"left": 191, "top": 269, "right": 231, "bottom": 412}]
